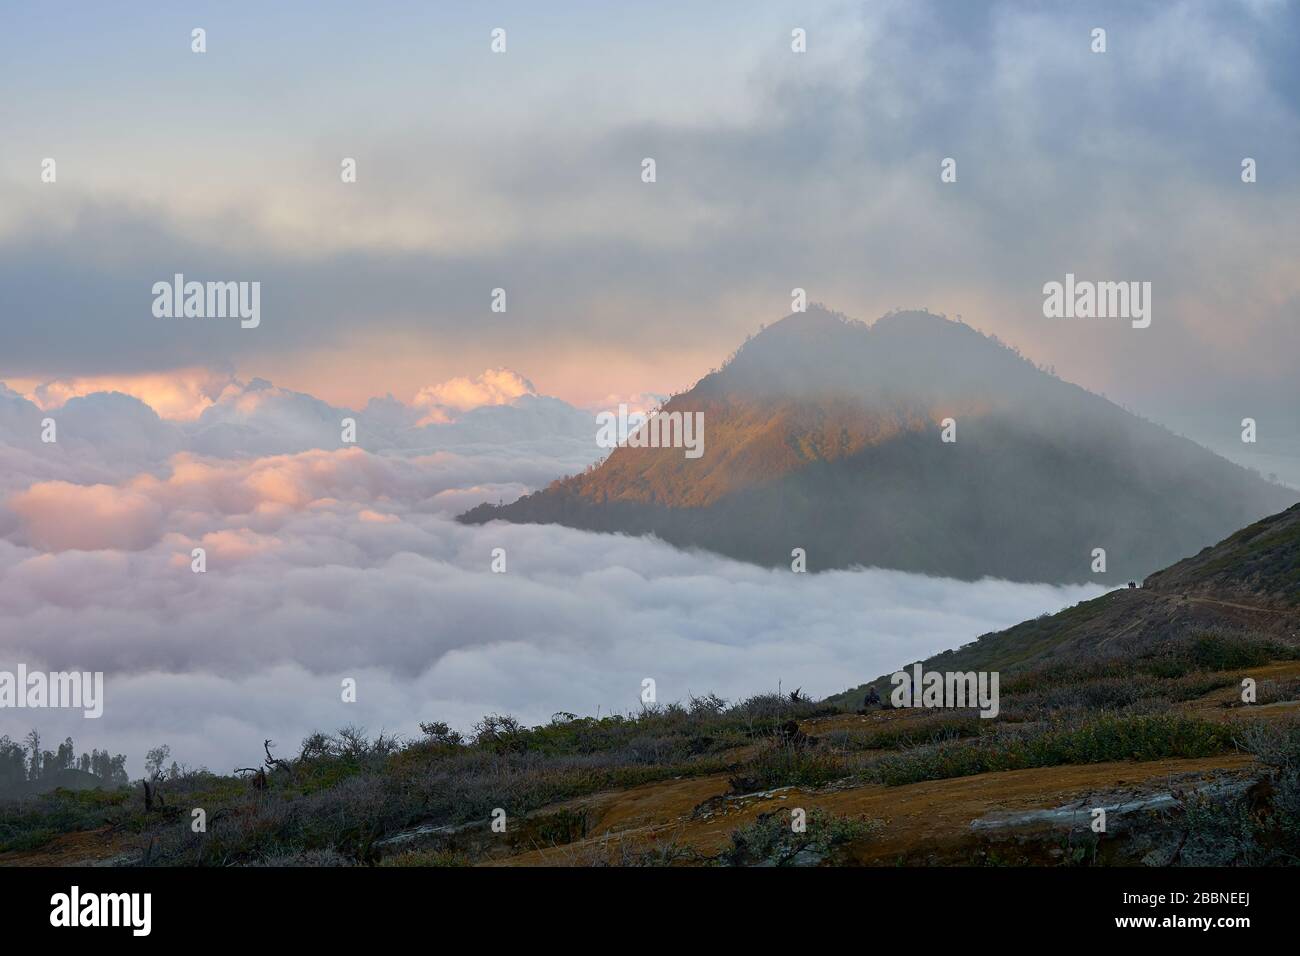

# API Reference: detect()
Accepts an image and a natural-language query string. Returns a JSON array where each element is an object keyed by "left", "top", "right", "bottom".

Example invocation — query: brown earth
[
  {"left": 488, "top": 754, "right": 1257, "bottom": 867},
  {"left": 0, "top": 825, "right": 138, "bottom": 867}
]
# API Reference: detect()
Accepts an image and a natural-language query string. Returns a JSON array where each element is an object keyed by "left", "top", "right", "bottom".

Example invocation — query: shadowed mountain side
[
  {"left": 828, "top": 503, "right": 1300, "bottom": 708},
  {"left": 460, "top": 309, "right": 1296, "bottom": 583}
]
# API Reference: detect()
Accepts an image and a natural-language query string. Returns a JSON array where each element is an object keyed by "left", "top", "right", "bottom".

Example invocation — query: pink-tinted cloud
[
  {"left": 9, "top": 481, "right": 164, "bottom": 551},
  {"left": 411, "top": 368, "right": 536, "bottom": 425},
  {"left": 16, "top": 369, "right": 233, "bottom": 422}
]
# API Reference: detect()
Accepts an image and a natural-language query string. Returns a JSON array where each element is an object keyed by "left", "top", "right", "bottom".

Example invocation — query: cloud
[
  {"left": 0, "top": 376, "right": 1102, "bottom": 774},
  {"left": 18, "top": 369, "right": 233, "bottom": 422},
  {"left": 0, "top": 511, "right": 1102, "bottom": 774},
  {"left": 412, "top": 368, "right": 536, "bottom": 424},
  {"left": 3, "top": 1, "right": 1298, "bottom": 438},
  {"left": 9, "top": 481, "right": 164, "bottom": 552}
]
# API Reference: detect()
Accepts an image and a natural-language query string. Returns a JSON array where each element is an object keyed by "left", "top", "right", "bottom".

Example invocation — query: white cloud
[
  {"left": 0, "top": 515, "right": 1100, "bottom": 774},
  {"left": 0, "top": 379, "right": 1102, "bottom": 773}
]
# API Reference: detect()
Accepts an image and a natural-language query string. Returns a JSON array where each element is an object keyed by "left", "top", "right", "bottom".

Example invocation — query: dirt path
[{"left": 1185, "top": 596, "right": 1290, "bottom": 615}]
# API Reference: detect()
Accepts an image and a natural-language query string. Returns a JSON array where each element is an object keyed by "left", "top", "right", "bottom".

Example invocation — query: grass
[
  {"left": 821, "top": 715, "right": 988, "bottom": 751},
  {"left": 868, "top": 713, "right": 1237, "bottom": 787},
  {"left": 728, "top": 740, "right": 849, "bottom": 793},
  {"left": 558, "top": 832, "right": 701, "bottom": 867},
  {"left": 0, "top": 785, "right": 134, "bottom": 854}
]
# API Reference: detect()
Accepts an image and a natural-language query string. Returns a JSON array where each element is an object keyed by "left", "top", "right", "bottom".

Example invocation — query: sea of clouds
[{"left": 0, "top": 373, "right": 1102, "bottom": 774}]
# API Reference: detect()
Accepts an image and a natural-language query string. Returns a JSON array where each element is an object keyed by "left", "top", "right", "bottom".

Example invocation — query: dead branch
[{"left": 263, "top": 739, "right": 294, "bottom": 777}]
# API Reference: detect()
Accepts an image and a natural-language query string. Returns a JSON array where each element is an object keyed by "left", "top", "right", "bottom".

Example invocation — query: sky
[
  {"left": 1, "top": 0, "right": 1297, "bottom": 772},
  {"left": 1, "top": 0, "right": 1297, "bottom": 439}
]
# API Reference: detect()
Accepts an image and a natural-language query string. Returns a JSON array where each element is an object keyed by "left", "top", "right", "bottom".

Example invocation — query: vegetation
[
  {"left": 830, "top": 628, "right": 1299, "bottom": 712},
  {"left": 728, "top": 739, "right": 850, "bottom": 793},
  {"left": 4, "top": 623, "right": 1299, "bottom": 866},
  {"left": 867, "top": 714, "right": 1236, "bottom": 787},
  {"left": 0, "top": 691, "right": 834, "bottom": 866},
  {"left": 721, "top": 809, "right": 881, "bottom": 866},
  {"left": 1171, "top": 720, "right": 1300, "bottom": 865},
  {"left": 1147, "top": 503, "right": 1300, "bottom": 605}
]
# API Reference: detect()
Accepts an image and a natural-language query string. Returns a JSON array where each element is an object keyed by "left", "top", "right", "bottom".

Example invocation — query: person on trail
[{"left": 863, "top": 686, "right": 881, "bottom": 709}]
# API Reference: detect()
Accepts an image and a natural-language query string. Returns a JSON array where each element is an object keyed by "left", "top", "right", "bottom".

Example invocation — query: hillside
[
  {"left": 828, "top": 503, "right": 1300, "bottom": 708},
  {"left": 1145, "top": 503, "right": 1300, "bottom": 607},
  {"left": 461, "top": 309, "right": 1296, "bottom": 583},
  {"left": 7, "top": 659, "right": 1300, "bottom": 868}
]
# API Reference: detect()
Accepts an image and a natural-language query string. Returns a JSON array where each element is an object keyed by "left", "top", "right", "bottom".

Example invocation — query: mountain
[
  {"left": 828, "top": 502, "right": 1300, "bottom": 707},
  {"left": 460, "top": 308, "right": 1296, "bottom": 583}
]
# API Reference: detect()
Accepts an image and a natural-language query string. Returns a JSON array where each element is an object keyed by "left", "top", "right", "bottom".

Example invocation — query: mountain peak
[
  {"left": 708, "top": 306, "right": 1034, "bottom": 406},
  {"left": 461, "top": 309, "right": 1296, "bottom": 583}
]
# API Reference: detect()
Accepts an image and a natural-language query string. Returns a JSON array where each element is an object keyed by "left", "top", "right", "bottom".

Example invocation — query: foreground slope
[{"left": 461, "top": 309, "right": 1294, "bottom": 583}]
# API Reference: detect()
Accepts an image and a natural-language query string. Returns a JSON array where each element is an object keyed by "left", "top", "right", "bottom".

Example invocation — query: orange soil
[
  {"left": 1179, "top": 660, "right": 1300, "bottom": 722},
  {"left": 489, "top": 753, "right": 1257, "bottom": 866}
]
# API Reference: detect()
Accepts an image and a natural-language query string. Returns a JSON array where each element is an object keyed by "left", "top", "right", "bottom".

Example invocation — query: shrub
[
  {"left": 721, "top": 809, "right": 881, "bottom": 866},
  {"left": 1145, "top": 631, "right": 1296, "bottom": 677},
  {"left": 1171, "top": 720, "right": 1300, "bottom": 865},
  {"left": 729, "top": 740, "right": 848, "bottom": 793}
]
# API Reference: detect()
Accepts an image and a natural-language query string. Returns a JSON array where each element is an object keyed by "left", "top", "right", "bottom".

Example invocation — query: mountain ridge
[{"left": 460, "top": 308, "right": 1296, "bottom": 583}]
